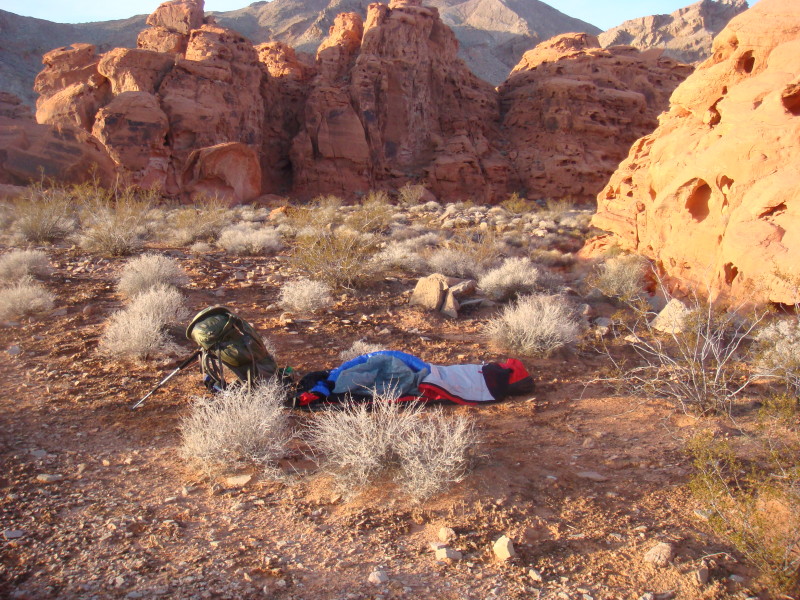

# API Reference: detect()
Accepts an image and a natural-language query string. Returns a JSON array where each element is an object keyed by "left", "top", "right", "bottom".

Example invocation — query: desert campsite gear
[
  {"left": 131, "top": 350, "right": 201, "bottom": 410},
  {"left": 186, "top": 305, "right": 278, "bottom": 391},
  {"left": 294, "top": 350, "right": 534, "bottom": 409}
]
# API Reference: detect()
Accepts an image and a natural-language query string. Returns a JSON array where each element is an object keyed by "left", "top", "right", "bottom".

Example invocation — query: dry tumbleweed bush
[
  {"left": 279, "top": 278, "right": 333, "bottom": 313},
  {"left": 99, "top": 285, "right": 187, "bottom": 361},
  {"left": 217, "top": 223, "right": 284, "bottom": 256},
  {"left": 0, "top": 277, "right": 55, "bottom": 321},
  {"left": 181, "top": 379, "right": 291, "bottom": 475},
  {"left": 589, "top": 253, "right": 649, "bottom": 301},
  {"left": 305, "top": 394, "right": 478, "bottom": 500},
  {"left": 486, "top": 293, "right": 579, "bottom": 356},
  {"left": 479, "top": 257, "right": 541, "bottom": 301},
  {"left": 116, "top": 253, "right": 189, "bottom": 299},
  {"left": 0, "top": 249, "right": 51, "bottom": 283},
  {"left": 338, "top": 340, "right": 386, "bottom": 362}
]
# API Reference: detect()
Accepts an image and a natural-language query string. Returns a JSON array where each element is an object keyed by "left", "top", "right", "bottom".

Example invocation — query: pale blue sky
[{"left": 2, "top": 0, "right": 754, "bottom": 30}]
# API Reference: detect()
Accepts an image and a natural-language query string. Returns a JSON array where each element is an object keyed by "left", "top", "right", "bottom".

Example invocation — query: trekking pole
[{"left": 131, "top": 350, "right": 201, "bottom": 411}]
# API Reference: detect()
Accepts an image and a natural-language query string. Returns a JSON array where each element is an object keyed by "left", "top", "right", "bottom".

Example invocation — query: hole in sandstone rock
[
  {"left": 781, "top": 83, "right": 800, "bottom": 116},
  {"left": 685, "top": 180, "right": 712, "bottom": 222},
  {"left": 759, "top": 202, "right": 787, "bottom": 219},
  {"left": 724, "top": 263, "right": 739, "bottom": 285},
  {"left": 719, "top": 175, "right": 734, "bottom": 191},
  {"left": 737, "top": 51, "right": 755, "bottom": 74},
  {"left": 721, "top": 86, "right": 728, "bottom": 95}
]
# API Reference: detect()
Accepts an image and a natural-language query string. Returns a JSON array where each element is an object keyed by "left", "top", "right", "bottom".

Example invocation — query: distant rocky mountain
[
  {"left": 598, "top": 0, "right": 748, "bottom": 63},
  {"left": 1, "top": 0, "right": 597, "bottom": 105}
]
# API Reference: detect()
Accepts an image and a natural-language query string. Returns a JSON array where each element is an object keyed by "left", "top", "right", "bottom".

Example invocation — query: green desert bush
[
  {"left": 479, "top": 257, "right": 541, "bottom": 301},
  {"left": 487, "top": 293, "right": 579, "bottom": 356},
  {"left": 116, "top": 253, "right": 189, "bottom": 299},
  {"left": 0, "top": 277, "right": 55, "bottom": 321},
  {"left": 99, "top": 285, "right": 186, "bottom": 361},
  {"left": 690, "top": 431, "right": 800, "bottom": 595},
  {"left": 290, "top": 227, "right": 380, "bottom": 289},
  {"left": 279, "top": 278, "right": 333, "bottom": 313},
  {"left": 180, "top": 379, "right": 291, "bottom": 476},
  {"left": 0, "top": 249, "right": 51, "bottom": 283},
  {"left": 217, "top": 223, "right": 283, "bottom": 255},
  {"left": 305, "top": 394, "right": 477, "bottom": 499}
]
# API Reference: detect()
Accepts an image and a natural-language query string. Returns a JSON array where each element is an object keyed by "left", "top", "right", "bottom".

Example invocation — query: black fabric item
[
  {"left": 297, "top": 371, "right": 331, "bottom": 394},
  {"left": 481, "top": 363, "right": 535, "bottom": 400}
]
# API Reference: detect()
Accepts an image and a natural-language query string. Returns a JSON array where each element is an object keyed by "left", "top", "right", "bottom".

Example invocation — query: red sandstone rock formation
[
  {"left": 291, "top": 0, "right": 511, "bottom": 202},
  {"left": 593, "top": 0, "right": 800, "bottom": 304},
  {"left": 182, "top": 142, "right": 261, "bottom": 203},
  {"left": 499, "top": 33, "right": 693, "bottom": 202}
]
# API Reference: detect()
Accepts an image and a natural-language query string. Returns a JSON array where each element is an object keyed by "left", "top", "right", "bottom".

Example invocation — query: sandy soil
[{"left": 0, "top": 244, "right": 767, "bottom": 600}]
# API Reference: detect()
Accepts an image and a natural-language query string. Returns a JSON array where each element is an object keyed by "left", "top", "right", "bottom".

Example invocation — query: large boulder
[
  {"left": 499, "top": 33, "right": 692, "bottom": 203},
  {"left": 97, "top": 48, "right": 175, "bottom": 95},
  {"left": 181, "top": 142, "right": 261, "bottom": 204},
  {"left": 92, "top": 92, "right": 171, "bottom": 190},
  {"left": 592, "top": 0, "right": 800, "bottom": 304}
]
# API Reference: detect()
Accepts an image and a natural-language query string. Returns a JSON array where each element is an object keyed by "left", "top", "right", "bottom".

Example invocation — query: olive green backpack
[{"left": 186, "top": 306, "right": 277, "bottom": 390}]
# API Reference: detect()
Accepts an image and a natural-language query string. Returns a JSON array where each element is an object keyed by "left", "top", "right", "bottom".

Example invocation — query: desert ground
[{"left": 1, "top": 195, "right": 795, "bottom": 600}]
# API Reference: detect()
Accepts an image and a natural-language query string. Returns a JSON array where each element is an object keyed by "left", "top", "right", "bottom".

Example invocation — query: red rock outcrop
[
  {"left": 97, "top": 48, "right": 175, "bottom": 95},
  {"left": 499, "top": 33, "right": 693, "bottom": 202},
  {"left": 137, "top": 0, "right": 205, "bottom": 54},
  {"left": 291, "top": 0, "right": 511, "bottom": 202},
  {"left": 181, "top": 142, "right": 261, "bottom": 203},
  {"left": 593, "top": 0, "right": 800, "bottom": 304}
]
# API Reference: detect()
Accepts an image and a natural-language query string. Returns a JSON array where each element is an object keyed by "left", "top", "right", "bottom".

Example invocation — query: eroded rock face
[
  {"left": 599, "top": 0, "right": 749, "bottom": 65},
  {"left": 182, "top": 142, "right": 261, "bottom": 204},
  {"left": 499, "top": 33, "right": 693, "bottom": 202},
  {"left": 291, "top": 0, "right": 511, "bottom": 202},
  {"left": 593, "top": 0, "right": 800, "bottom": 304},
  {"left": 97, "top": 48, "right": 175, "bottom": 95}
]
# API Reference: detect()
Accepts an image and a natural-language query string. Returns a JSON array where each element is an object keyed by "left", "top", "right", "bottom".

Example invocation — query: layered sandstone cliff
[
  {"left": 499, "top": 33, "right": 692, "bottom": 202},
  {"left": 593, "top": 0, "right": 800, "bottom": 304}
]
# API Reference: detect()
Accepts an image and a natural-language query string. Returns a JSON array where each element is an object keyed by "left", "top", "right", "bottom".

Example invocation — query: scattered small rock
[
  {"left": 694, "top": 564, "right": 710, "bottom": 586},
  {"left": 528, "top": 568, "right": 543, "bottom": 582},
  {"left": 576, "top": 470, "right": 608, "bottom": 482},
  {"left": 492, "top": 535, "right": 515, "bottom": 561},
  {"left": 3, "top": 529, "right": 25, "bottom": 540},
  {"left": 35, "top": 474, "right": 63, "bottom": 483},
  {"left": 7, "top": 345, "right": 21, "bottom": 356},
  {"left": 368, "top": 570, "right": 389, "bottom": 584},
  {"left": 438, "top": 526, "right": 456, "bottom": 543},
  {"left": 650, "top": 298, "right": 689, "bottom": 334},
  {"left": 435, "top": 547, "right": 462, "bottom": 561},
  {"left": 643, "top": 542, "right": 674, "bottom": 568},
  {"left": 225, "top": 474, "right": 252, "bottom": 488}
]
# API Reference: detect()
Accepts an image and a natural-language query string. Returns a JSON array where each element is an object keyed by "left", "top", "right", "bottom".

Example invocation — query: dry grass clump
[
  {"left": 0, "top": 277, "right": 55, "bottom": 321},
  {"left": 9, "top": 183, "right": 77, "bottom": 243},
  {"left": 427, "top": 231, "right": 500, "bottom": 279},
  {"left": 305, "top": 394, "right": 478, "bottom": 500},
  {"left": 487, "top": 293, "right": 579, "bottom": 356},
  {"left": 530, "top": 249, "right": 575, "bottom": 268},
  {"left": 99, "top": 285, "right": 186, "bottom": 361},
  {"left": 479, "top": 257, "right": 541, "bottom": 301},
  {"left": 397, "top": 183, "right": 427, "bottom": 206},
  {"left": 77, "top": 188, "right": 154, "bottom": 256},
  {"left": 180, "top": 379, "right": 291, "bottom": 476},
  {"left": 291, "top": 227, "right": 380, "bottom": 289},
  {"left": 116, "top": 253, "right": 189, "bottom": 299},
  {"left": 286, "top": 195, "right": 344, "bottom": 232},
  {"left": 500, "top": 192, "right": 538, "bottom": 214},
  {"left": 589, "top": 254, "right": 649, "bottom": 301},
  {"left": 168, "top": 198, "right": 232, "bottom": 246},
  {"left": 0, "top": 249, "right": 51, "bottom": 283},
  {"left": 279, "top": 278, "right": 333, "bottom": 313},
  {"left": 217, "top": 223, "right": 283, "bottom": 255},
  {"left": 338, "top": 340, "right": 386, "bottom": 362},
  {"left": 375, "top": 236, "right": 436, "bottom": 274},
  {"left": 345, "top": 191, "right": 394, "bottom": 233}
]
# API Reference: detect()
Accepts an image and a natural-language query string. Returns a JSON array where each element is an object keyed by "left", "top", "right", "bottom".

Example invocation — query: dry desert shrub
[
  {"left": 116, "top": 253, "right": 189, "bottom": 299},
  {"left": 338, "top": 340, "right": 386, "bottom": 362},
  {"left": 589, "top": 253, "right": 649, "bottom": 302},
  {"left": 217, "top": 223, "right": 283, "bottom": 256},
  {"left": 99, "top": 285, "right": 187, "bottom": 361},
  {"left": 0, "top": 249, "right": 51, "bottom": 283},
  {"left": 500, "top": 192, "right": 537, "bottom": 214},
  {"left": 374, "top": 236, "right": 434, "bottom": 274},
  {"left": 290, "top": 227, "right": 380, "bottom": 290},
  {"left": 394, "top": 409, "right": 477, "bottom": 500},
  {"left": 0, "top": 277, "right": 55, "bottom": 321},
  {"left": 345, "top": 191, "right": 393, "bottom": 233},
  {"left": 754, "top": 317, "right": 800, "bottom": 395},
  {"left": 286, "top": 195, "right": 344, "bottom": 232},
  {"left": 169, "top": 198, "right": 233, "bottom": 246},
  {"left": 180, "top": 379, "right": 291, "bottom": 476},
  {"left": 10, "top": 183, "right": 77, "bottom": 243},
  {"left": 77, "top": 187, "right": 154, "bottom": 256},
  {"left": 305, "top": 394, "right": 478, "bottom": 500},
  {"left": 427, "top": 231, "right": 500, "bottom": 279},
  {"left": 479, "top": 257, "right": 541, "bottom": 301},
  {"left": 397, "top": 183, "right": 427, "bottom": 206},
  {"left": 530, "top": 248, "right": 575, "bottom": 268},
  {"left": 487, "top": 293, "right": 579, "bottom": 356},
  {"left": 279, "top": 278, "right": 333, "bottom": 313}
]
